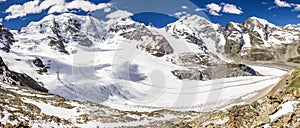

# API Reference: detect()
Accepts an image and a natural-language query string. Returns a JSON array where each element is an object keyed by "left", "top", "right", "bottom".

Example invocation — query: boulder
[
  {"left": 171, "top": 70, "right": 203, "bottom": 80},
  {"left": 179, "top": 52, "right": 210, "bottom": 66},
  {"left": 32, "top": 58, "right": 45, "bottom": 68}
]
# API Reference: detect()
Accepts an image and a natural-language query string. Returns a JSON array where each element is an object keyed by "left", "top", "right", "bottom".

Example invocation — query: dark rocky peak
[{"left": 0, "top": 24, "right": 15, "bottom": 52}]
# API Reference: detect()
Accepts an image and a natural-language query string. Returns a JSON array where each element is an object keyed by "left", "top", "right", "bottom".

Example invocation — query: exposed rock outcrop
[
  {"left": 120, "top": 26, "right": 173, "bottom": 57},
  {"left": 172, "top": 63, "right": 260, "bottom": 80},
  {"left": 32, "top": 57, "right": 45, "bottom": 68},
  {"left": 171, "top": 69, "right": 203, "bottom": 80},
  {"left": 0, "top": 24, "right": 14, "bottom": 52},
  {"left": 47, "top": 36, "right": 68, "bottom": 54},
  {"left": 0, "top": 57, "right": 48, "bottom": 92},
  {"left": 224, "top": 17, "right": 300, "bottom": 61}
]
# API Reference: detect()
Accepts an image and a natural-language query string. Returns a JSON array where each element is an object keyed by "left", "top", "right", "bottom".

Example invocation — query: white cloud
[
  {"left": 5, "top": 0, "right": 40, "bottom": 20},
  {"left": 294, "top": 5, "right": 300, "bottom": 11},
  {"left": 48, "top": 5, "right": 68, "bottom": 14},
  {"left": 5, "top": 0, "right": 112, "bottom": 20},
  {"left": 0, "top": 0, "right": 6, "bottom": 2},
  {"left": 274, "top": 0, "right": 291, "bottom": 7},
  {"left": 222, "top": 3, "right": 243, "bottom": 14},
  {"left": 205, "top": 3, "right": 243, "bottom": 16},
  {"left": 104, "top": 7, "right": 111, "bottom": 13},
  {"left": 174, "top": 11, "right": 187, "bottom": 18},
  {"left": 195, "top": 8, "right": 205, "bottom": 12},
  {"left": 206, "top": 3, "right": 222, "bottom": 16},
  {"left": 181, "top": 6, "right": 188, "bottom": 9},
  {"left": 271, "top": 0, "right": 300, "bottom": 19},
  {"left": 106, "top": 10, "right": 133, "bottom": 19},
  {"left": 0, "top": 18, "right": 2, "bottom": 23}
]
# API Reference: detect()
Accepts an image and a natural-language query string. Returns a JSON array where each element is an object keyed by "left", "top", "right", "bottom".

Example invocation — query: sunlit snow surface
[
  {"left": 269, "top": 101, "right": 299, "bottom": 121},
  {"left": 1, "top": 13, "right": 288, "bottom": 112}
]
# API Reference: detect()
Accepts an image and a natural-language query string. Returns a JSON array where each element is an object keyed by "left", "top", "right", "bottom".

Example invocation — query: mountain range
[{"left": 0, "top": 11, "right": 300, "bottom": 127}]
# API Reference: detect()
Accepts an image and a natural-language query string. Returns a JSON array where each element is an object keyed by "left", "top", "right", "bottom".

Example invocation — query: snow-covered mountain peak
[
  {"left": 178, "top": 14, "right": 211, "bottom": 25},
  {"left": 24, "top": 13, "right": 106, "bottom": 35},
  {"left": 225, "top": 22, "right": 243, "bottom": 32},
  {"left": 14, "top": 13, "right": 108, "bottom": 55},
  {"left": 166, "top": 14, "right": 219, "bottom": 41},
  {"left": 243, "top": 16, "right": 277, "bottom": 30}
]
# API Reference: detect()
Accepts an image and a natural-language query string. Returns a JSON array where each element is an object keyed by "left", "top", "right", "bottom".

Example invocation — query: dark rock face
[
  {"left": 0, "top": 57, "right": 5, "bottom": 74},
  {"left": 244, "top": 48, "right": 274, "bottom": 61},
  {"left": 171, "top": 70, "right": 203, "bottom": 80},
  {"left": 9, "top": 71, "right": 48, "bottom": 92},
  {"left": 120, "top": 27, "right": 173, "bottom": 57},
  {"left": 32, "top": 57, "right": 48, "bottom": 74},
  {"left": 50, "top": 20, "right": 67, "bottom": 43},
  {"left": 227, "top": 63, "right": 260, "bottom": 76},
  {"left": 0, "top": 57, "right": 48, "bottom": 92},
  {"left": 72, "top": 33, "right": 93, "bottom": 47},
  {"left": 66, "top": 18, "right": 81, "bottom": 34},
  {"left": 32, "top": 58, "right": 45, "bottom": 68},
  {"left": 47, "top": 36, "right": 68, "bottom": 54},
  {"left": 171, "top": 63, "right": 260, "bottom": 81},
  {"left": 179, "top": 52, "right": 210, "bottom": 66},
  {"left": 224, "top": 34, "right": 243, "bottom": 56},
  {"left": 185, "top": 35, "right": 207, "bottom": 51},
  {"left": 0, "top": 24, "right": 15, "bottom": 52}
]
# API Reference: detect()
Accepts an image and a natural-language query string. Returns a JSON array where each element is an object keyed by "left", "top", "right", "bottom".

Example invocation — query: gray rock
[
  {"left": 179, "top": 52, "right": 210, "bottom": 66},
  {"left": 0, "top": 57, "right": 48, "bottom": 92},
  {"left": 32, "top": 58, "right": 45, "bottom": 68},
  {"left": 171, "top": 70, "right": 203, "bottom": 80},
  {"left": 47, "top": 36, "right": 68, "bottom": 54},
  {"left": 0, "top": 24, "right": 14, "bottom": 52},
  {"left": 121, "top": 27, "right": 173, "bottom": 57}
]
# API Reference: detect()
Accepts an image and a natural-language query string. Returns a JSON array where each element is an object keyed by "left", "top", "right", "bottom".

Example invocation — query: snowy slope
[
  {"left": 0, "top": 12, "right": 290, "bottom": 113},
  {"left": 165, "top": 14, "right": 230, "bottom": 62}
]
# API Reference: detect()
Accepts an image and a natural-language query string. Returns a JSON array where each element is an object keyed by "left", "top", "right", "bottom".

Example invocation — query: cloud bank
[{"left": 5, "top": 0, "right": 112, "bottom": 20}]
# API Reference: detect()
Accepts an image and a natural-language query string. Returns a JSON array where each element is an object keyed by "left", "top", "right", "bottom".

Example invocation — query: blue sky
[{"left": 0, "top": 0, "right": 299, "bottom": 29}]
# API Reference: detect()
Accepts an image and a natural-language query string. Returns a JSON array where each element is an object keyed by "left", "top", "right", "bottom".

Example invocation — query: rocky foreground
[{"left": 157, "top": 69, "right": 300, "bottom": 128}]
